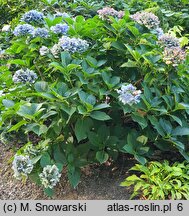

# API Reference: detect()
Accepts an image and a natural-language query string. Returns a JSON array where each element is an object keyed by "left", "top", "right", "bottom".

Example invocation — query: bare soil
[{"left": 0, "top": 142, "right": 134, "bottom": 200}]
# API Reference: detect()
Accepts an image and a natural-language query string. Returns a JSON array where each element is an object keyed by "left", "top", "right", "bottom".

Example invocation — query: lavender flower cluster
[
  {"left": 12, "top": 155, "right": 33, "bottom": 179},
  {"left": 13, "top": 69, "right": 38, "bottom": 84},
  {"left": 159, "top": 34, "right": 180, "bottom": 48},
  {"left": 21, "top": 10, "right": 44, "bottom": 24},
  {"left": 50, "top": 23, "right": 69, "bottom": 35},
  {"left": 117, "top": 84, "right": 142, "bottom": 106},
  {"left": 39, "top": 165, "right": 61, "bottom": 189},
  {"left": 97, "top": 7, "right": 125, "bottom": 20},
  {"left": 50, "top": 36, "right": 89, "bottom": 57},
  {"left": 130, "top": 11, "right": 160, "bottom": 29}
]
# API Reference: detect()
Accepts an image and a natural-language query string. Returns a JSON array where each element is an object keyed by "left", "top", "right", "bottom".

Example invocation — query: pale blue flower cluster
[
  {"left": 13, "top": 24, "right": 34, "bottom": 36},
  {"left": 58, "top": 36, "right": 89, "bottom": 53},
  {"left": 32, "top": 27, "right": 49, "bottom": 38},
  {"left": 21, "top": 10, "right": 44, "bottom": 24},
  {"left": 12, "top": 155, "right": 33, "bottom": 179},
  {"left": 39, "top": 46, "right": 50, "bottom": 56},
  {"left": 50, "top": 24, "right": 69, "bottom": 35},
  {"left": 39, "top": 165, "right": 61, "bottom": 189},
  {"left": 117, "top": 84, "right": 142, "bottom": 105},
  {"left": 54, "top": 12, "right": 70, "bottom": 18},
  {"left": 13, "top": 69, "right": 38, "bottom": 84},
  {"left": 153, "top": 27, "right": 164, "bottom": 39}
]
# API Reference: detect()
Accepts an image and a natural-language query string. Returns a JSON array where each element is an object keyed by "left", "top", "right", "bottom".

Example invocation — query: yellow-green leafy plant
[{"left": 121, "top": 161, "right": 189, "bottom": 200}]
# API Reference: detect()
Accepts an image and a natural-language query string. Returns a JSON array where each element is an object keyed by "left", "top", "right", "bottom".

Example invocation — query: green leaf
[
  {"left": 34, "top": 81, "right": 49, "bottom": 92},
  {"left": 40, "top": 153, "right": 51, "bottom": 168},
  {"left": 68, "top": 168, "right": 81, "bottom": 188},
  {"left": 172, "top": 127, "right": 189, "bottom": 136},
  {"left": 86, "top": 56, "right": 98, "bottom": 67},
  {"left": 74, "top": 118, "right": 93, "bottom": 142},
  {"left": 159, "top": 118, "right": 172, "bottom": 135},
  {"left": 31, "top": 155, "right": 42, "bottom": 165},
  {"left": 121, "top": 60, "right": 138, "bottom": 68},
  {"left": 8, "top": 120, "right": 28, "bottom": 132},
  {"left": 8, "top": 59, "right": 27, "bottom": 66},
  {"left": 40, "top": 111, "right": 57, "bottom": 120},
  {"left": 93, "top": 103, "right": 110, "bottom": 110},
  {"left": 2, "top": 99, "right": 15, "bottom": 108},
  {"left": 44, "top": 188, "right": 54, "bottom": 197},
  {"left": 78, "top": 91, "right": 96, "bottom": 106},
  {"left": 96, "top": 151, "right": 109, "bottom": 164},
  {"left": 111, "top": 41, "right": 126, "bottom": 51},
  {"left": 170, "top": 115, "right": 182, "bottom": 126},
  {"left": 61, "top": 51, "right": 72, "bottom": 67},
  {"left": 134, "top": 154, "right": 147, "bottom": 165},
  {"left": 17, "top": 103, "right": 44, "bottom": 119},
  {"left": 90, "top": 111, "right": 111, "bottom": 121},
  {"left": 26, "top": 123, "right": 48, "bottom": 136},
  {"left": 53, "top": 145, "right": 67, "bottom": 165},
  {"left": 124, "top": 175, "right": 141, "bottom": 182},
  {"left": 148, "top": 115, "right": 165, "bottom": 137},
  {"left": 131, "top": 113, "right": 148, "bottom": 129}
]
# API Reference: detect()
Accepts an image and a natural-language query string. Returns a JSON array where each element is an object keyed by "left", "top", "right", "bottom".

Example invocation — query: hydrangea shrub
[{"left": 0, "top": 4, "right": 189, "bottom": 196}]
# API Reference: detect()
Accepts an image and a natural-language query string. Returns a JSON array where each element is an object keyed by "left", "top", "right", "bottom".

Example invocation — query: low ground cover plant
[{"left": 121, "top": 161, "right": 189, "bottom": 200}]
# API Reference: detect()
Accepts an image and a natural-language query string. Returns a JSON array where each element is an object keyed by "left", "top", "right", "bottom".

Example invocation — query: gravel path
[{"left": 0, "top": 142, "right": 133, "bottom": 200}]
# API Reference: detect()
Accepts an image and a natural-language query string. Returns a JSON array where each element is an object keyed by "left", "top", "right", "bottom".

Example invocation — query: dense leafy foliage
[{"left": 1, "top": 0, "right": 189, "bottom": 196}]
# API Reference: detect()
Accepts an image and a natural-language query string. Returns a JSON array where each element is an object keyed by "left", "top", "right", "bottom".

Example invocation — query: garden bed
[{"left": 0, "top": 142, "right": 133, "bottom": 199}]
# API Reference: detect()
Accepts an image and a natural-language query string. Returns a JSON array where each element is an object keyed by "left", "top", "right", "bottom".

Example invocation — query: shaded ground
[{"left": 0, "top": 142, "right": 134, "bottom": 200}]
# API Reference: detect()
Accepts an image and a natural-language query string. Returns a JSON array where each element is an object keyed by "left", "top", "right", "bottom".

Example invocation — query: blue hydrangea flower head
[
  {"left": 117, "top": 84, "right": 142, "bottom": 105},
  {"left": 13, "top": 69, "right": 38, "bottom": 84},
  {"left": 13, "top": 24, "right": 34, "bottom": 36},
  {"left": 58, "top": 36, "right": 89, "bottom": 53},
  {"left": 50, "top": 23, "right": 69, "bottom": 35},
  {"left": 21, "top": 10, "right": 44, "bottom": 24},
  {"left": 32, "top": 28, "right": 49, "bottom": 38},
  {"left": 54, "top": 12, "right": 70, "bottom": 18}
]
